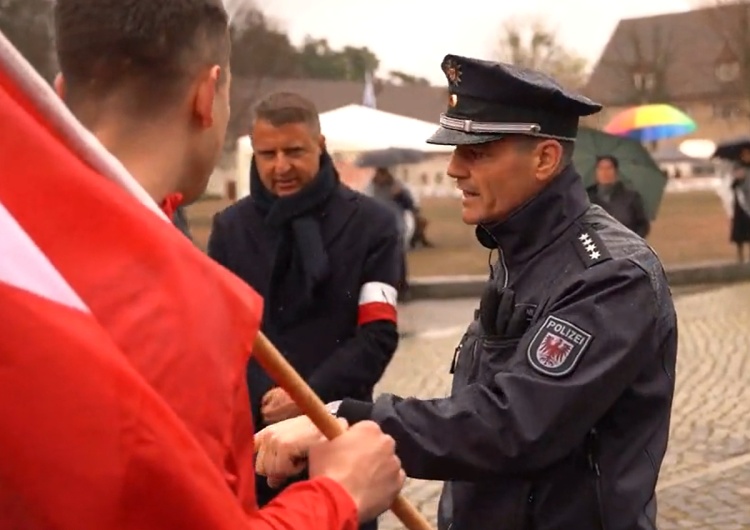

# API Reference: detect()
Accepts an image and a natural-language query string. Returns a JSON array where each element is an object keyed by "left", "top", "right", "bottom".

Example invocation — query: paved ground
[{"left": 376, "top": 284, "right": 750, "bottom": 530}]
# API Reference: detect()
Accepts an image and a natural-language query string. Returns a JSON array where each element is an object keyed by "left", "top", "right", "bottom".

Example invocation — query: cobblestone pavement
[{"left": 377, "top": 284, "right": 750, "bottom": 529}]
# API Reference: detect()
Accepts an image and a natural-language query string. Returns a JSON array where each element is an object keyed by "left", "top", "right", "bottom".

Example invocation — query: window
[
  {"left": 420, "top": 172, "right": 429, "bottom": 184},
  {"left": 715, "top": 61, "right": 740, "bottom": 82},
  {"left": 401, "top": 168, "right": 410, "bottom": 182},
  {"left": 633, "top": 72, "right": 656, "bottom": 91},
  {"left": 712, "top": 102, "right": 742, "bottom": 119},
  {"left": 435, "top": 172, "right": 443, "bottom": 184}
]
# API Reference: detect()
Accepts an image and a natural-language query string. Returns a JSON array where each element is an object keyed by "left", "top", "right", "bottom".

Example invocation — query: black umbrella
[
  {"left": 712, "top": 136, "right": 750, "bottom": 162},
  {"left": 355, "top": 148, "right": 429, "bottom": 168},
  {"left": 573, "top": 127, "right": 667, "bottom": 220}
]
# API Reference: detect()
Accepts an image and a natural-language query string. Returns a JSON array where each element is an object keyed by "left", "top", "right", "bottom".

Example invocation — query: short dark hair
[
  {"left": 252, "top": 92, "right": 321, "bottom": 135},
  {"left": 54, "top": 0, "right": 230, "bottom": 116},
  {"left": 596, "top": 155, "right": 619, "bottom": 170},
  {"left": 514, "top": 136, "right": 576, "bottom": 168}
]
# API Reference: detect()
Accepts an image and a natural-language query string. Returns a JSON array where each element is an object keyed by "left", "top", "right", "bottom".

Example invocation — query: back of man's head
[{"left": 54, "top": 0, "right": 230, "bottom": 120}]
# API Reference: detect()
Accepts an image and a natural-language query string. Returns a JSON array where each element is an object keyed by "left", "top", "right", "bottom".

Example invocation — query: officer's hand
[{"left": 255, "top": 415, "right": 348, "bottom": 487}]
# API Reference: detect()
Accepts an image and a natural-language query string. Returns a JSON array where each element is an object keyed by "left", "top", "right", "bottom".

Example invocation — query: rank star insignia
[
  {"left": 527, "top": 315, "right": 593, "bottom": 377},
  {"left": 574, "top": 231, "right": 609, "bottom": 266},
  {"left": 579, "top": 233, "right": 600, "bottom": 260},
  {"left": 442, "top": 59, "right": 462, "bottom": 85}
]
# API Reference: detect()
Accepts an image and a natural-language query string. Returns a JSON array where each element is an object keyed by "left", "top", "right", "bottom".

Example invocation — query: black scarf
[{"left": 250, "top": 151, "right": 339, "bottom": 327}]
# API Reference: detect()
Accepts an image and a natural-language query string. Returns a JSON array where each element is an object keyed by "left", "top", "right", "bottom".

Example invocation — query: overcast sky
[{"left": 254, "top": 0, "right": 692, "bottom": 84}]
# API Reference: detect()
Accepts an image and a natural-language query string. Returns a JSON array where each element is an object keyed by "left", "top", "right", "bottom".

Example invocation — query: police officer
[{"left": 254, "top": 55, "right": 678, "bottom": 530}]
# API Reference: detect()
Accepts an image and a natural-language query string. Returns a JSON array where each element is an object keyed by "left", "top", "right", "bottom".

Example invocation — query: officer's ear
[
  {"left": 318, "top": 134, "right": 326, "bottom": 152},
  {"left": 532, "top": 140, "right": 563, "bottom": 182}
]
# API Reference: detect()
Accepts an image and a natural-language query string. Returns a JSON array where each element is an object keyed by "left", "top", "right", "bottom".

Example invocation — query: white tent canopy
[{"left": 318, "top": 104, "right": 452, "bottom": 153}]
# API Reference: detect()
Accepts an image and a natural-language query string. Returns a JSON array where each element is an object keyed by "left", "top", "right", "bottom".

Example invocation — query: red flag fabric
[
  {"left": 0, "top": 30, "right": 357, "bottom": 530},
  {"left": 0, "top": 214, "right": 251, "bottom": 529},
  {"left": 0, "top": 49, "right": 262, "bottom": 512},
  {"left": 0, "top": 203, "right": 357, "bottom": 530}
]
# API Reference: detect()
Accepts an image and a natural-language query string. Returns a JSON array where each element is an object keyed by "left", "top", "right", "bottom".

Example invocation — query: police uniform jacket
[{"left": 337, "top": 166, "right": 678, "bottom": 530}]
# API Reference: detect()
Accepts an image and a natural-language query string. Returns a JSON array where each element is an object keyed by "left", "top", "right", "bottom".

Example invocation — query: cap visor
[{"left": 426, "top": 126, "right": 503, "bottom": 146}]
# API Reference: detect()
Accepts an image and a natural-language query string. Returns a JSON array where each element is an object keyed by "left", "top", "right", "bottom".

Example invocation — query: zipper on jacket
[
  {"left": 468, "top": 340, "right": 481, "bottom": 381},
  {"left": 525, "top": 487, "right": 535, "bottom": 530},
  {"left": 497, "top": 246, "right": 509, "bottom": 288},
  {"left": 450, "top": 335, "right": 468, "bottom": 374},
  {"left": 485, "top": 231, "right": 509, "bottom": 289},
  {"left": 586, "top": 429, "right": 608, "bottom": 530}
]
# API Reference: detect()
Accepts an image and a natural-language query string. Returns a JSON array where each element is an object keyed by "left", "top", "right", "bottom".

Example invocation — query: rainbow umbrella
[{"left": 604, "top": 104, "right": 696, "bottom": 142}]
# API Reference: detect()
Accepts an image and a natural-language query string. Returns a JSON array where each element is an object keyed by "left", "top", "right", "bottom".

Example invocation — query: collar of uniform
[{"left": 475, "top": 166, "right": 589, "bottom": 264}]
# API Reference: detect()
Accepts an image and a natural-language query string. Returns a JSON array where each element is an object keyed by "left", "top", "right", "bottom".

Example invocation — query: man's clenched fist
[
  {"left": 255, "top": 417, "right": 406, "bottom": 522},
  {"left": 255, "top": 415, "right": 345, "bottom": 487}
]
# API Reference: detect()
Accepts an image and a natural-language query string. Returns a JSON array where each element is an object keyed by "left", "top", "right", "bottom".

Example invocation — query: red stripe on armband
[{"left": 357, "top": 282, "right": 398, "bottom": 325}]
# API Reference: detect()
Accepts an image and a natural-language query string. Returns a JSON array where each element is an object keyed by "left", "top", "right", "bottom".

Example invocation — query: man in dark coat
[
  {"left": 367, "top": 167, "right": 413, "bottom": 299},
  {"left": 207, "top": 92, "right": 401, "bottom": 530},
  {"left": 587, "top": 155, "right": 651, "bottom": 238},
  {"left": 255, "top": 56, "right": 678, "bottom": 530}
]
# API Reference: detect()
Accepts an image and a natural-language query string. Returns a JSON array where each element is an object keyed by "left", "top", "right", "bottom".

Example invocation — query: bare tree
[
  {"left": 224, "top": 2, "right": 298, "bottom": 155},
  {"left": 388, "top": 71, "right": 430, "bottom": 86},
  {"left": 494, "top": 17, "right": 589, "bottom": 90}
]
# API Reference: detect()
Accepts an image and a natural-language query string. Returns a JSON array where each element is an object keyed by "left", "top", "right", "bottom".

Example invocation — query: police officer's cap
[{"left": 427, "top": 54, "right": 603, "bottom": 146}]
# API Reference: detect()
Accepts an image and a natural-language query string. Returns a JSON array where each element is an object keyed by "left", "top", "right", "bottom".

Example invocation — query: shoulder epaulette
[{"left": 572, "top": 229, "right": 611, "bottom": 268}]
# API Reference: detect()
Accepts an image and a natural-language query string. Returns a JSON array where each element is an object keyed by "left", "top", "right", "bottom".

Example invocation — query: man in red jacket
[
  {"left": 16, "top": 0, "right": 408, "bottom": 526},
  {"left": 0, "top": 203, "right": 399, "bottom": 530}
]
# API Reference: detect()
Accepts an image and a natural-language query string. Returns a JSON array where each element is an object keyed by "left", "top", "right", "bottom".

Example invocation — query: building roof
[
  {"left": 585, "top": 5, "right": 748, "bottom": 106},
  {"left": 230, "top": 77, "right": 449, "bottom": 137}
]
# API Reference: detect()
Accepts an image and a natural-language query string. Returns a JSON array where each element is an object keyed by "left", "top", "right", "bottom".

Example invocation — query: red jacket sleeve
[
  {"left": 249, "top": 477, "right": 358, "bottom": 530},
  {"left": 0, "top": 280, "right": 360, "bottom": 530}
]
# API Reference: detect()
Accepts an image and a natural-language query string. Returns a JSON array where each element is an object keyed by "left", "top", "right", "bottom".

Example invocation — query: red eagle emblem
[{"left": 536, "top": 333, "right": 573, "bottom": 368}]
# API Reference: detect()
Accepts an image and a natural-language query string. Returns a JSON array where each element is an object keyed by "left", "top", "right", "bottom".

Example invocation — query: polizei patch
[{"left": 527, "top": 315, "right": 592, "bottom": 377}]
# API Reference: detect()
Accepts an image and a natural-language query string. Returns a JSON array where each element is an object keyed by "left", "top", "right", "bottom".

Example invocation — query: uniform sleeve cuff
[{"left": 336, "top": 399, "right": 374, "bottom": 424}]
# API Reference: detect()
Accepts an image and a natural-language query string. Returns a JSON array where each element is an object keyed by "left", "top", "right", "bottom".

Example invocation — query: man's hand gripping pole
[{"left": 253, "top": 332, "right": 434, "bottom": 530}]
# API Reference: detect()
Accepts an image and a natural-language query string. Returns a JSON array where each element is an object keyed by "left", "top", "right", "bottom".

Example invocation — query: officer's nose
[{"left": 446, "top": 149, "right": 468, "bottom": 181}]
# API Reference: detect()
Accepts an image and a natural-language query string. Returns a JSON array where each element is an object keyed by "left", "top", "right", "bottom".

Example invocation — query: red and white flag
[
  {"left": 0, "top": 29, "right": 362, "bottom": 530},
  {"left": 0, "top": 201, "right": 258, "bottom": 529},
  {"left": 0, "top": 27, "right": 266, "bottom": 517}
]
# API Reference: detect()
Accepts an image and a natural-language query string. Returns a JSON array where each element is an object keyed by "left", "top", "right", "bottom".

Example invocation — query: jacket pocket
[
  {"left": 642, "top": 449, "right": 659, "bottom": 530},
  {"left": 508, "top": 480, "right": 536, "bottom": 530},
  {"left": 450, "top": 334, "right": 479, "bottom": 391},
  {"left": 586, "top": 429, "right": 608, "bottom": 530},
  {"left": 476, "top": 336, "right": 521, "bottom": 385},
  {"left": 523, "top": 482, "right": 536, "bottom": 530},
  {"left": 449, "top": 333, "right": 469, "bottom": 374}
]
